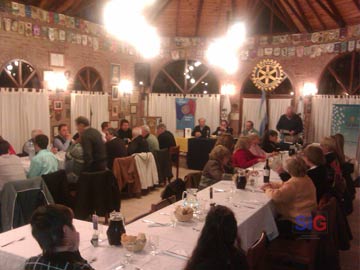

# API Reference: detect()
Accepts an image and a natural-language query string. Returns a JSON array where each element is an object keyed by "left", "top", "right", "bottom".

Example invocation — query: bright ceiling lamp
[
  {"left": 206, "top": 21, "right": 246, "bottom": 74},
  {"left": 104, "top": 0, "right": 160, "bottom": 58},
  {"left": 302, "top": 82, "right": 318, "bottom": 96}
]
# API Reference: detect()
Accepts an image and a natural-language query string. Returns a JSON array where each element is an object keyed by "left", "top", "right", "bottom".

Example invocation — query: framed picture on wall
[
  {"left": 110, "top": 64, "right": 121, "bottom": 84},
  {"left": 53, "top": 100, "right": 63, "bottom": 111},
  {"left": 130, "top": 105, "right": 137, "bottom": 114},
  {"left": 50, "top": 53, "right": 64, "bottom": 67},
  {"left": 112, "top": 85, "right": 119, "bottom": 100},
  {"left": 112, "top": 105, "right": 119, "bottom": 117},
  {"left": 110, "top": 120, "right": 119, "bottom": 128}
]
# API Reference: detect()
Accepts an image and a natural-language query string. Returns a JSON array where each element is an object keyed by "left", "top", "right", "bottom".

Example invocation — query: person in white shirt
[
  {"left": 101, "top": 121, "right": 110, "bottom": 143},
  {"left": 0, "top": 139, "right": 26, "bottom": 190}
]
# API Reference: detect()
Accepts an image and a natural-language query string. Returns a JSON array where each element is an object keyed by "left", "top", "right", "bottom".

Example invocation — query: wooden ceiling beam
[
  {"left": 67, "top": 0, "right": 98, "bottom": 16},
  {"left": 281, "top": 0, "right": 311, "bottom": 32},
  {"left": 305, "top": 0, "right": 327, "bottom": 30},
  {"left": 248, "top": 2, "right": 265, "bottom": 29},
  {"left": 194, "top": 0, "right": 204, "bottom": 36},
  {"left": 148, "top": 0, "right": 173, "bottom": 23},
  {"left": 292, "top": 0, "right": 313, "bottom": 32},
  {"left": 57, "top": 0, "right": 78, "bottom": 13},
  {"left": 314, "top": 0, "right": 346, "bottom": 28},
  {"left": 263, "top": 0, "right": 299, "bottom": 32},
  {"left": 324, "top": 0, "right": 346, "bottom": 27}
]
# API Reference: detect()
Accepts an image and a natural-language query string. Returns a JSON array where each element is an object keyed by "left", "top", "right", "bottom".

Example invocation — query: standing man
[
  {"left": 117, "top": 119, "right": 132, "bottom": 144},
  {"left": 54, "top": 124, "right": 71, "bottom": 152},
  {"left": 75, "top": 116, "right": 106, "bottom": 172},
  {"left": 105, "top": 128, "right": 127, "bottom": 170},
  {"left": 157, "top": 123, "right": 176, "bottom": 149},
  {"left": 192, "top": 118, "right": 211, "bottom": 138},
  {"left": 27, "top": 134, "right": 58, "bottom": 178},
  {"left": 276, "top": 106, "right": 303, "bottom": 143},
  {"left": 242, "top": 121, "right": 258, "bottom": 136},
  {"left": 142, "top": 125, "right": 159, "bottom": 152}
]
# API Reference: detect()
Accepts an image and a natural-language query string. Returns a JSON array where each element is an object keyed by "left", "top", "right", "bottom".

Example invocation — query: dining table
[
  {"left": 0, "top": 163, "right": 281, "bottom": 270},
  {"left": 20, "top": 151, "right": 66, "bottom": 173}
]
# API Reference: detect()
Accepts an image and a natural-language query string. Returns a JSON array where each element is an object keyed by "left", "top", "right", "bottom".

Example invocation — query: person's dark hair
[
  {"left": 75, "top": 116, "right": 90, "bottom": 127},
  {"left": 185, "top": 205, "right": 246, "bottom": 270},
  {"left": 262, "top": 130, "right": 278, "bottom": 144},
  {"left": 120, "top": 119, "right": 129, "bottom": 127},
  {"left": 247, "top": 120, "right": 254, "bottom": 127},
  {"left": 0, "top": 137, "right": 10, "bottom": 155},
  {"left": 101, "top": 121, "right": 109, "bottom": 130},
  {"left": 30, "top": 204, "right": 74, "bottom": 254},
  {"left": 215, "top": 134, "right": 234, "bottom": 151},
  {"left": 303, "top": 145, "right": 326, "bottom": 166},
  {"left": 57, "top": 124, "right": 67, "bottom": 132},
  {"left": 107, "top": 128, "right": 117, "bottom": 137},
  {"left": 34, "top": 134, "right": 49, "bottom": 150}
]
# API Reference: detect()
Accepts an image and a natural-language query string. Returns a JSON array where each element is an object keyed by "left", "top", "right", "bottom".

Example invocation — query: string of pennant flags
[{"left": 0, "top": 0, "right": 359, "bottom": 59}]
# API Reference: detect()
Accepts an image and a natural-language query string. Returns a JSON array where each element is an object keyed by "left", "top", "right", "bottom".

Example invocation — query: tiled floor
[{"left": 121, "top": 167, "right": 360, "bottom": 269}]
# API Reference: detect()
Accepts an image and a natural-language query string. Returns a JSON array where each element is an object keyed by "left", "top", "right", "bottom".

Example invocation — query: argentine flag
[{"left": 259, "top": 90, "right": 268, "bottom": 137}]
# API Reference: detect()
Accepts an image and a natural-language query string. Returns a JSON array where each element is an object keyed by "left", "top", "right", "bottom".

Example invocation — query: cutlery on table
[
  {"left": 163, "top": 250, "right": 189, "bottom": 260},
  {"left": 1, "top": 237, "right": 25, "bottom": 247},
  {"left": 159, "top": 212, "right": 170, "bottom": 216},
  {"left": 214, "top": 188, "right": 226, "bottom": 192},
  {"left": 233, "top": 203, "right": 255, "bottom": 209},
  {"left": 142, "top": 219, "right": 169, "bottom": 227}
]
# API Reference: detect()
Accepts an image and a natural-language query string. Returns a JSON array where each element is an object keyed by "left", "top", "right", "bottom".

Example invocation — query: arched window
[
  {"left": 0, "top": 59, "right": 41, "bottom": 88},
  {"left": 242, "top": 76, "right": 293, "bottom": 96},
  {"left": 318, "top": 51, "right": 360, "bottom": 95},
  {"left": 152, "top": 60, "right": 219, "bottom": 94},
  {"left": 74, "top": 67, "right": 103, "bottom": 92}
]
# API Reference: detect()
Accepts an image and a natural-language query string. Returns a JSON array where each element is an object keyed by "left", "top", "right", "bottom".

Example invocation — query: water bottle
[{"left": 28, "top": 141, "right": 35, "bottom": 160}]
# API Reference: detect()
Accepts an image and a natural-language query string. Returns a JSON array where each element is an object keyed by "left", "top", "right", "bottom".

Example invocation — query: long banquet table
[
  {"left": 20, "top": 151, "right": 66, "bottom": 172},
  {"left": 0, "top": 164, "right": 281, "bottom": 270}
]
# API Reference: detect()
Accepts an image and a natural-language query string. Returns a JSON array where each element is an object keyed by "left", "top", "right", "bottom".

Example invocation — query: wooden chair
[
  {"left": 169, "top": 146, "right": 180, "bottom": 180},
  {"left": 184, "top": 172, "right": 202, "bottom": 189},
  {"left": 247, "top": 232, "right": 268, "bottom": 270}
]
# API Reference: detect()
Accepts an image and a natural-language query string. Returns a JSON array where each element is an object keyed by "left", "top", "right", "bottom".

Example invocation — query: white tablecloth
[
  {"left": 0, "top": 178, "right": 280, "bottom": 270},
  {"left": 20, "top": 151, "right": 66, "bottom": 173}
]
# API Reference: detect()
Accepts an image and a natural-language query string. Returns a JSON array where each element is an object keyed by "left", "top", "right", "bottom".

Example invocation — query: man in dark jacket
[
  {"left": 276, "top": 106, "right": 303, "bottom": 142},
  {"left": 75, "top": 116, "right": 106, "bottom": 172},
  {"left": 117, "top": 119, "right": 132, "bottom": 144},
  {"left": 127, "top": 127, "right": 149, "bottom": 155},
  {"left": 192, "top": 117, "right": 211, "bottom": 138},
  {"left": 105, "top": 128, "right": 127, "bottom": 170},
  {"left": 156, "top": 123, "right": 176, "bottom": 149}
]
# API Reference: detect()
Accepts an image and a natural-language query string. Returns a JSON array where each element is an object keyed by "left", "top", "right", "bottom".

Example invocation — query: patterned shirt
[{"left": 24, "top": 251, "right": 94, "bottom": 270}]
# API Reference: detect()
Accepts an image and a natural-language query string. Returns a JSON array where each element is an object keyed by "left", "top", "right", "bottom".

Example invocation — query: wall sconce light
[
  {"left": 44, "top": 71, "right": 68, "bottom": 91},
  {"left": 221, "top": 83, "right": 236, "bottom": 95},
  {"left": 119, "top": 79, "right": 134, "bottom": 95},
  {"left": 301, "top": 82, "right": 318, "bottom": 96}
]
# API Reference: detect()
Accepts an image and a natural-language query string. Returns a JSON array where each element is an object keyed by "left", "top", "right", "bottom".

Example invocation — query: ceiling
[{"left": 14, "top": 0, "right": 360, "bottom": 37}]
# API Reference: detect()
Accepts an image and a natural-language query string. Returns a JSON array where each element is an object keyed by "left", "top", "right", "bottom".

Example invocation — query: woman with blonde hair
[
  {"left": 248, "top": 134, "right": 266, "bottom": 158},
  {"left": 232, "top": 136, "right": 264, "bottom": 168},
  {"left": 198, "top": 145, "right": 231, "bottom": 190}
]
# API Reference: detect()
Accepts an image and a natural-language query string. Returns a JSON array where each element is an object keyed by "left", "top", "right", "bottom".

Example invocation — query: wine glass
[
  {"left": 149, "top": 235, "right": 159, "bottom": 256},
  {"left": 248, "top": 176, "right": 256, "bottom": 192},
  {"left": 124, "top": 242, "right": 134, "bottom": 265}
]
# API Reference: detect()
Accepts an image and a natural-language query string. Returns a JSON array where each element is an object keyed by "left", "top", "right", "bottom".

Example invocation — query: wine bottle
[{"left": 263, "top": 159, "right": 270, "bottom": 183}]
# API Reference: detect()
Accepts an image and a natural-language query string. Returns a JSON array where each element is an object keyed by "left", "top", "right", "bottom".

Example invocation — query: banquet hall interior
[{"left": 0, "top": 0, "right": 359, "bottom": 269}]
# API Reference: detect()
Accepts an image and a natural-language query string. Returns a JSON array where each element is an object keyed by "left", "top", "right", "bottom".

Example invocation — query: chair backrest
[
  {"left": 151, "top": 195, "right": 176, "bottom": 212},
  {"left": 161, "top": 178, "right": 186, "bottom": 201},
  {"left": 153, "top": 148, "right": 172, "bottom": 183},
  {"left": 169, "top": 146, "right": 180, "bottom": 156},
  {"left": 184, "top": 172, "right": 202, "bottom": 189},
  {"left": 41, "top": 170, "right": 69, "bottom": 206},
  {"left": 75, "top": 170, "right": 120, "bottom": 220},
  {"left": 247, "top": 232, "right": 267, "bottom": 270}
]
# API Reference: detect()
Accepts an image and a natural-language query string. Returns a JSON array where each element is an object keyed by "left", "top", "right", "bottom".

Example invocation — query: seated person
[
  {"left": 117, "top": 119, "right": 132, "bottom": 144},
  {"left": 242, "top": 120, "right": 258, "bottom": 136},
  {"left": 27, "top": 134, "right": 58, "bottom": 178},
  {"left": 53, "top": 124, "right": 71, "bottom": 152},
  {"left": 261, "top": 157, "right": 317, "bottom": 236},
  {"left": 0, "top": 135, "right": 16, "bottom": 154},
  {"left": 25, "top": 204, "right": 94, "bottom": 270},
  {"left": 101, "top": 121, "right": 110, "bottom": 143},
  {"left": 213, "top": 120, "right": 233, "bottom": 136},
  {"left": 127, "top": 127, "right": 149, "bottom": 155},
  {"left": 23, "top": 129, "right": 43, "bottom": 155},
  {"left": 156, "top": 123, "right": 176, "bottom": 149},
  {"left": 232, "top": 136, "right": 264, "bottom": 168},
  {"left": 215, "top": 133, "right": 234, "bottom": 152},
  {"left": 192, "top": 118, "right": 210, "bottom": 138},
  {"left": 248, "top": 134, "right": 266, "bottom": 158},
  {"left": 142, "top": 125, "right": 159, "bottom": 152},
  {"left": 261, "top": 130, "right": 280, "bottom": 153},
  {"left": 199, "top": 145, "right": 231, "bottom": 190},
  {"left": 185, "top": 205, "right": 248, "bottom": 270},
  {"left": 105, "top": 128, "right": 127, "bottom": 170},
  {"left": 0, "top": 138, "right": 26, "bottom": 190},
  {"left": 277, "top": 146, "right": 332, "bottom": 203}
]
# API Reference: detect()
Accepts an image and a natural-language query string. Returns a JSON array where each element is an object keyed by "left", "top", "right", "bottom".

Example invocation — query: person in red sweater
[{"left": 232, "top": 136, "right": 265, "bottom": 168}]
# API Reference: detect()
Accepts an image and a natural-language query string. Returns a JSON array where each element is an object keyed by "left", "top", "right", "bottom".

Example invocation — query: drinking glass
[
  {"left": 227, "top": 186, "right": 236, "bottom": 202},
  {"left": 248, "top": 176, "right": 256, "bottom": 192},
  {"left": 124, "top": 242, "right": 134, "bottom": 264},
  {"left": 170, "top": 211, "right": 177, "bottom": 228},
  {"left": 149, "top": 235, "right": 159, "bottom": 256}
]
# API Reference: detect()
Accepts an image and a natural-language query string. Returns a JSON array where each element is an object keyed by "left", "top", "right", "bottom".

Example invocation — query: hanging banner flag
[
  {"left": 176, "top": 98, "right": 196, "bottom": 130},
  {"left": 332, "top": 104, "right": 360, "bottom": 158}
]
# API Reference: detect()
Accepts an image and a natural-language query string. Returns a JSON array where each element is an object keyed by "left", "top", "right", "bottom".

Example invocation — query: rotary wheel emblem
[{"left": 251, "top": 59, "right": 285, "bottom": 91}]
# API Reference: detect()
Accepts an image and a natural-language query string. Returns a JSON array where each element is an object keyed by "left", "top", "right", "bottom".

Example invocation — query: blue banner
[
  {"left": 332, "top": 104, "right": 360, "bottom": 157},
  {"left": 176, "top": 98, "right": 196, "bottom": 130}
]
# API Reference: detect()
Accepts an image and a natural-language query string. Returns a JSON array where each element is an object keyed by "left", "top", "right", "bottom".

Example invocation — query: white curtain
[
  {"left": 148, "top": 93, "right": 220, "bottom": 136},
  {"left": 242, "top": 98, "right": 262, "bottom": 131},
  {"left": 0, "top": 89, "right": 50, "bottom": 153},
  {"left": 309, "top": 95, "right": 360, "bottom": 143},
  {"left": 268, "top": 99, "right": 292, "bottom": 130},
  {"left": 71, "top": 92, "right": 109, "bottom": 133}
]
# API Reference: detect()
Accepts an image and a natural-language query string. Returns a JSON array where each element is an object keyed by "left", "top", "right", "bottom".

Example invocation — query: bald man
[
  {"left": 276, "top": 106, "right": 303, "bottom": 142},
  {"left": 192, "top": 118, "right": 211, "bottom": 138}
]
